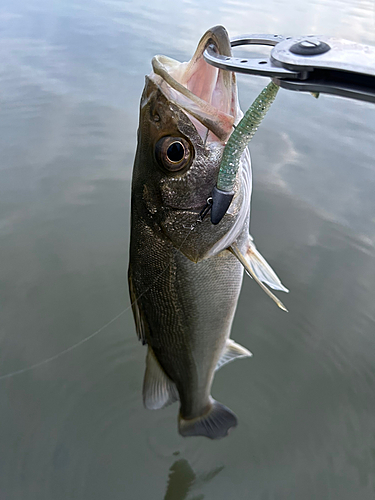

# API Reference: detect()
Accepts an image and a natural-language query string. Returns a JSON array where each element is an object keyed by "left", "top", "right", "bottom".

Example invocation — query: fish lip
[
  {"left": 151, "top": 26, "right": 237, "bottom": 142},
  {"left": 192, "top": 25, "right": 232, "bottom": 59}
]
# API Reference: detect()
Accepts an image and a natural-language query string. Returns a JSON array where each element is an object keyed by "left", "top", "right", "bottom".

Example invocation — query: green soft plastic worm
[{"left": 211, "top": 81, "right": 279, "bottom": 224}]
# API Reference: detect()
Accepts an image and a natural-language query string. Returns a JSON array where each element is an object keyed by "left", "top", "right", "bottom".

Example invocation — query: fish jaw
[{"left": 151, "top": 25, "right": 240, "bottom": 143}]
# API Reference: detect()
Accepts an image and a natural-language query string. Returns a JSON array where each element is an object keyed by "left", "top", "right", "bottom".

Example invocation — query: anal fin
[
  {"left": 216, "top": 339, "right": 252, "bottom": 371},
  {"left": 230, "top": 235, "right": 289, "bottom": 312},
  {"left": 143, "top": 346, "right": 179, "bottom": 410}
]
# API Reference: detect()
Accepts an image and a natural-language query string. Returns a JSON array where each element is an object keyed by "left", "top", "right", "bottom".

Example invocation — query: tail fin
[{"left": 178, "top": 399, "right": 237, "bottom": 439}]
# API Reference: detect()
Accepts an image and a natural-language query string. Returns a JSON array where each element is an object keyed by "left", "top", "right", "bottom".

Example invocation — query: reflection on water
[
  {"left": 1, "top": 0, "right": 375, "bottom": 498},
  {"left": 164, "top": 459, "right": 223, "bottom": 500},
  {"left": 164, "top": 459, "right": 198, "bottom": 500}
]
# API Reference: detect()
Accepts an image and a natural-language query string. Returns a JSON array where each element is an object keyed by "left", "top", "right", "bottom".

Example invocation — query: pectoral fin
[
  {"left": 143, "top": 346, "right": 179, "bottom": 410},
  {"left": 230, "top": 235, "right": 289, "bottom": 312},
  {"left": 216, "top": 339, "right": 252, "bottom": 371}
]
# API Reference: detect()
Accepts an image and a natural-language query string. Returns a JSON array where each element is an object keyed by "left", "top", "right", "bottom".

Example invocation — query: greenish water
[{"left": 1, "top": 0, "right": 375, "bottom": 498}]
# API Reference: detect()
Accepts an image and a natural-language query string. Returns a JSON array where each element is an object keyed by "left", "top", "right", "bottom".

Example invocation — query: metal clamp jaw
[{"left": 204, "top": 34, "right": 375, "bottom": 103}]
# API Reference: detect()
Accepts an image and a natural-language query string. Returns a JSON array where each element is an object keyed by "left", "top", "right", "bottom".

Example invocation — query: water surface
[{"left": 1, "top": 0, "right": 375, "bottom": 498}]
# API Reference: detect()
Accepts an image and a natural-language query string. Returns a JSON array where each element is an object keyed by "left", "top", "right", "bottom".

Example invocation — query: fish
[{"left": 128, "top": 26, "right": 288, "bottom": 439}]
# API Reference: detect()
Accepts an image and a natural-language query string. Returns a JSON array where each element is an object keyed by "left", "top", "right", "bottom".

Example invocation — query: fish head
[{"left": 132, "top": 26, "right": 251, "bottom": 262}]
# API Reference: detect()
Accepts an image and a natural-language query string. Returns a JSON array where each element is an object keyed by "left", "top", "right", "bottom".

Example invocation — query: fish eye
[
  {"left": 167, "top": 142, "right": 184, "bottom": 162},
  {"left": 155, "top": 136, "right": 192, "bottom": 172}
]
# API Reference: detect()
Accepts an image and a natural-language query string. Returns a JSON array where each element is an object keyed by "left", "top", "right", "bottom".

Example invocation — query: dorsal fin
[
  {"left": 216, "top": 339, "right": 252, "bottom": 371},
  {"left": 143, "top": 347, "right": 179, "bottom": 410}
]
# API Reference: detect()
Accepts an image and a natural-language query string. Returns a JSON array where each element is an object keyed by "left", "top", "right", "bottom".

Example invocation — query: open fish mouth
[{"left": 150, "top": 26, "right": 238, "bottom": 142}]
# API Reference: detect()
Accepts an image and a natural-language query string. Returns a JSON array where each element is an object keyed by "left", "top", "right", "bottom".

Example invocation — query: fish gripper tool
[{"left": 204, "top": 34, "right": 375, "bottom": 104}]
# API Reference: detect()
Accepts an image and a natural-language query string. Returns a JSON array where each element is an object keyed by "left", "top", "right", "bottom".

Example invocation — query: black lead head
[{"left": 210, "top": 186, "right": 234, "bottom": 225}]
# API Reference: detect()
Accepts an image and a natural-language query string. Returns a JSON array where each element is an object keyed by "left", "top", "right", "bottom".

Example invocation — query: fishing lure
[{"left": 211, "top": 81, "right": 280, "bottom": 224}]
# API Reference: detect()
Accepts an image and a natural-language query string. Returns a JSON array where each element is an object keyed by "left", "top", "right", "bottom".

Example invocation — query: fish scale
[{"left": 135, "top": 232, "right": 244, "bottom": 418}]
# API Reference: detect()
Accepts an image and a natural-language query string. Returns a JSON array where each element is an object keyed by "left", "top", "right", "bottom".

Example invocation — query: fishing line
[
  {"left": 0, "top": 200, "right": 212, "bottom": 382},
  {"left": 0, "top": 308, "right": 128, "bottom": 381}
]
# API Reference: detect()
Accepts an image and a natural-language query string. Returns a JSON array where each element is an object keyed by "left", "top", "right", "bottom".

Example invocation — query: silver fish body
[{"left": 128, "top": 26, "right": 287, "bottom": 439}]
